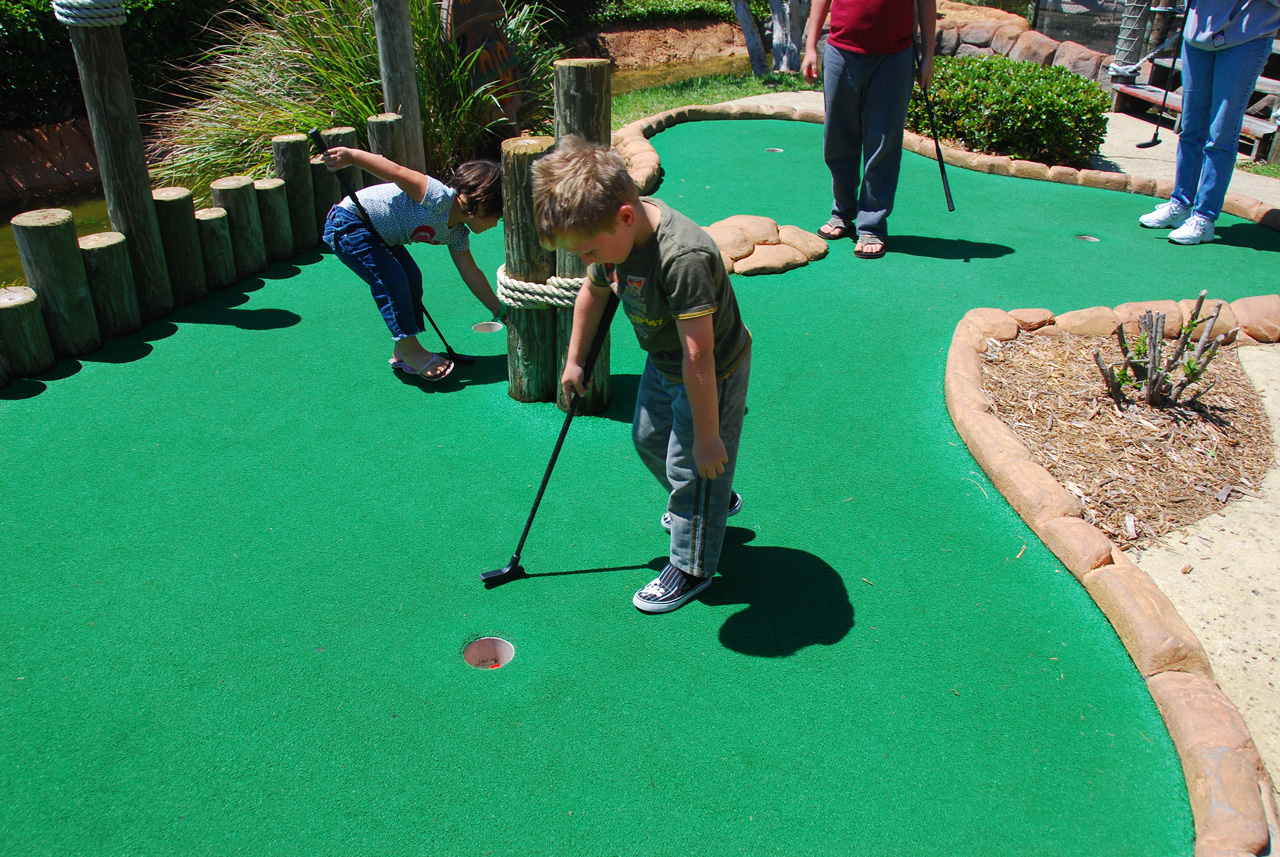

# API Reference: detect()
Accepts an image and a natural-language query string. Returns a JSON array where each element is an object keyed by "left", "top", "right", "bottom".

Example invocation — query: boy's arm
[
  {"left": 320, "top": 146, "right": 431, "bottom": 202},
  {"left": 676, "top": 313, "right": 727, "bottom": 480},
  {"left": 916, "top": 0, "right": 936, "bottom": 90},
  {"left": 450, "top": 248, "right": 503, "bottom": 318},
  {"left": 562, "top": 279, "right": 614, "bottom": 398},
  {"left": 801, "top": 0, "right": 833, "bottom": 81}
]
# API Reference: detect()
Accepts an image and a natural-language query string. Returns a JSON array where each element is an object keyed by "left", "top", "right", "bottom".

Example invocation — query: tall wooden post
[
  {"left": 56, "top": 1, "right": 174, "bottom": 321},
  {"left": 501, "top": 136, "right": 558, "bottom": 403},
  {"left": 372, "top": 0, "right": 426, "bottom": 173},
  {"left": 272, "top": 133, "right": 320, "bottom": 251},
  {"left": 553, "top": 59, "right": 613, "bottom": 415},
  {"left": 11, "top": 209, "right": 101, "bottom": 357}
]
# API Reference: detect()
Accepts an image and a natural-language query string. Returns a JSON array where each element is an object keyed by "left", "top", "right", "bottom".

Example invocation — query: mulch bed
[{"left": 981, "top": 332, "right": 1276, "bottom": 550}]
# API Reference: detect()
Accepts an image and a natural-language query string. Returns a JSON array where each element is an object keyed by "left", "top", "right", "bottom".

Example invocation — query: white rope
[
  {"left": 495, "top": 264, "right": 584, "bottom": 309},
  {"left": 53, "top": 0, "right": 127, "bottom": 27}
]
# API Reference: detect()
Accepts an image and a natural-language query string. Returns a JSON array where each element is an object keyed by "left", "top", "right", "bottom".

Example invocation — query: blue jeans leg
[
  {"left": 325, "top": 213, "right": 424, "bottom": 340},
  {"left": 822, "top": 42, "right": 914, "bottom": 239},
  {"left": 1172, "top": 37, "right": 1273, "bottom": 221},
  {"left": 633, "top": 352, "right": 751, "bottom": 579}
]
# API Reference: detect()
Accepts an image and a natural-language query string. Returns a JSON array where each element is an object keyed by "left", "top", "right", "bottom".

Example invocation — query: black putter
[
  {"left": 308, "top": 127, "right": 475, "bottom": 365},
  {"left": 482, "top": 292, "right": 620, "bottom": 583},
  {"left": 1136, "top": 8, "right": 1186, "bottom": 150},
  {"left": 915, "top": 48, "right": 955, "bottom": 212}
]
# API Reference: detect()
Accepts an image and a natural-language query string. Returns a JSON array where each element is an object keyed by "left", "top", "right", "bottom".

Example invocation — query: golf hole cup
[
  {"left": 472, "top": 320, "right": 504, "bottom": 333},
  {"left": 463, "top": 637, "right": 514, "bottom": 669}
]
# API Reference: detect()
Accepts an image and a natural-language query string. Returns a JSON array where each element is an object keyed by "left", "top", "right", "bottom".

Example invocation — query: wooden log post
[
  {"left": 371, "top": 0, "right": 426, "bottom": 173},
  {"left": 368, "top": 113, "right": 407, "bottom": 168},
  {"left": 323, "top": 126, "right": 364, "bottom": 194},
  {"left": 254, "top": 178, "right": 294, "bottom": 264},
  {"left": 0, "top": 286, "right": 56, "bottom": 378},
  {"left": 501, "top": 136, "right": 558, "bottom": 403},
  {"left": 58, "top": 3, "right": 174, "bottom": 322},
  {"left": 152, "top": 187, "right": 208, "bottom": 307},
  {"left": 553, "top": 58, "right": 613, "bottom": 414},
  {"left": 210, "top": 176, "right": 267, "bottom": 280},
  {"left": 79, "top": 231, "right": 141, "bottom": 338},
  {"left": 311, "top": 155, "right": 342, "bottom": 237},
  {"left": 271, "top": 133, "right": 320, "bottom": 251},
  {"left": 195, "top": 207, "right": 237, "bottom": 291},
  {"left": 10, "top": 209, "right": 101, "bottom": 357}
]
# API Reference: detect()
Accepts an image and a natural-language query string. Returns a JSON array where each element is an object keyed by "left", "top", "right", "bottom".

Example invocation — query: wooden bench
[{"left": 1112, "top": 80, "right": 1279, "bottom": 160}]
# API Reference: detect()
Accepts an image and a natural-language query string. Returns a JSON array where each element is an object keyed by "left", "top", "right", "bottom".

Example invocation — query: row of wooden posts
[{"left": 2, "top": 59, "right": 615, "bottom": 415}]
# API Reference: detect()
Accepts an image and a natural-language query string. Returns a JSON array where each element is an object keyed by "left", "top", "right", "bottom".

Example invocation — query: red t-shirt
[{"left": 827, "top": 0, "right": 917, "bottom": 54}]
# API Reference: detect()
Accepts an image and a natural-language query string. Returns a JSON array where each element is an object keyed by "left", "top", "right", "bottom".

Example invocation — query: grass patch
[
  {"left": 612, "top": 72, "right": 819, "bottom": 129},
  {"left": 1237, "top": 160, "right": 1280, "bottom": 179}
]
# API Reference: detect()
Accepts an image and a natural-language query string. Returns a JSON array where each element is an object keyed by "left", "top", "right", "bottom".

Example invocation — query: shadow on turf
[
  {"left": 396, "top": 354, "right": 509, "bottom": 391},
  {"left": 891, "top": 234, "right": 1014, "bottom": 261}
]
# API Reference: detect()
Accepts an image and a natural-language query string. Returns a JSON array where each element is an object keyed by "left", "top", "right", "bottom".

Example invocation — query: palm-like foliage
[{"left": 147, "top": 0, "right": 560, "bottom": 199}]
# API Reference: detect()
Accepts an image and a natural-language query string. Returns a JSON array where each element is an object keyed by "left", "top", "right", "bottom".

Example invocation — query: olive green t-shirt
[{"left": 587, "top": 198, "right": 751, "bottom": 381}]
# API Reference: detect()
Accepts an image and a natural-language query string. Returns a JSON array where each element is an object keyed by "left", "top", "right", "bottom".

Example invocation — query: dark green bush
[
  {"left": 906, "top": 55, "right": 1108, "bottom": 168},
  {"left": 527, "top": 0, "right": 768, "bottom": 40},
  {"left": 0, "top": 0, "right": 235, "bottom": 129}
]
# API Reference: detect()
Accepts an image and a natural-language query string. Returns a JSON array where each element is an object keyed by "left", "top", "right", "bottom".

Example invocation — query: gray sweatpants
[
  {"left": 822, "top": 41, "right": 916, "bottom": 240},
  {"left": 633, "top": 351, "right": 751, "bottom": 579}
]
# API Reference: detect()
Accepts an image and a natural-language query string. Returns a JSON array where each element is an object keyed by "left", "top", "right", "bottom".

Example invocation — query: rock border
[{"left": 946, "top": 297, "right": 1280, "bottom": 857}]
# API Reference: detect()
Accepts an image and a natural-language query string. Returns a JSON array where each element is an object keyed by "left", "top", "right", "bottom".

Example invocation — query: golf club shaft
[
  {"left": 923, "top": 93, "right": 955, "bottom": 212},
  {"left": 506, "top": 292, "right": 620, "bottom": 566},
  {"left": 308, "top": 128, "right": 466, "bottom": 362}
]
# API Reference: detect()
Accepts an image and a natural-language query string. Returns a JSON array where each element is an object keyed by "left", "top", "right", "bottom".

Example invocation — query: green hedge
[
  {"left": 906, "top": 55, "right": 1108, "bottom": 168},
  {"left": 527, "top": 0, "right": 769, "bottom": 40},
  {"left": 0, "top": 0, "right": 236, "bottom": 129}
]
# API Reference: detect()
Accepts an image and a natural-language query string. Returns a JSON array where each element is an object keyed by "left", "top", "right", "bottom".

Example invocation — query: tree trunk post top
[
  {"left": 152, "top": 187, "right": 209, "bottom": 307},
  {"left": 367, "top": 113, "right": 408, "bottom": 169},
  {"left": 501, "top": 136, "right": 557, "bottom": 285},
  {"left": 79, "top": 230, "right": 142, "bottom": 338},
  {"left": 10, "top": 208, "right": 102, "bottom": 358},
  {"left": 371, "top": 0, "right": 426, "bottom": 173},
  {"left": 210, "top": 176, "right": 268, "bottom": 280},
  {"left": 553, "top": 59, "right": 612, "bottom": 147},
  {"left": 272, "top": 133, "right": 321, "bottom": 251},
  {"left": 0, "top": 285, "right": 56, "bottom": 379}
]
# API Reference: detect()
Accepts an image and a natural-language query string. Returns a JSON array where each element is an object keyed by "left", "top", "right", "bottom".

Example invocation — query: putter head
[
  {"left": 450, "top": 352, "right": 478, "bottom": 365},
  {"left": 481, "top": 559, "right": 524, "bottom": 585}
]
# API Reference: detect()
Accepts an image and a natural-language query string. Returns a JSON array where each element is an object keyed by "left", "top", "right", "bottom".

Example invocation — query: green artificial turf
[{"left": 6, "top": 118, "right": 1277, "bottom": 855}]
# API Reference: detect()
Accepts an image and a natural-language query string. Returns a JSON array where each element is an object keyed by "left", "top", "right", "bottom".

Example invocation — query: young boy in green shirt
[{"left": 532, "top": 136, "right": 752, "bottom": 613}]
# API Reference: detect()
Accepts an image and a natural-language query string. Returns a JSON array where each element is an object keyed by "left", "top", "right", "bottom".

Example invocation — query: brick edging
[
  {"left": 610, "top": 104, "right": 1280, "bottom": 232},
  {"left": 946, "top": 299, "right": 1280, "bottom": 856}
]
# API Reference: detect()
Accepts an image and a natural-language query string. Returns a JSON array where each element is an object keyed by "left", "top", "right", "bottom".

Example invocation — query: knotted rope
[
  {"left": 53, "top": 0, "right": 127, "bottom": 27},
  {"left": 495, "top": 264, "right": 584, "bottom": 309}
]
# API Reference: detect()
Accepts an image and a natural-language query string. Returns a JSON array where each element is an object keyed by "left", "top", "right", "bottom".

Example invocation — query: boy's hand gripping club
[{"left": 308, "top": 128, "right": 475, "bottom": 365}]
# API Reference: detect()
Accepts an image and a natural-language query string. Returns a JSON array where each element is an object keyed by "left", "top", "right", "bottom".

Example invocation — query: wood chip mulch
[{"left": 981, "top": 332, "right": 1276, "bottom": 551}]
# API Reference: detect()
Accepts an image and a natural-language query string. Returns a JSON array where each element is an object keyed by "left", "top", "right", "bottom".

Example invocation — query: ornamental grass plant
[
  {"left": 907, "top": 54, "right": 1108, "bottom": 168},
  {"left": 146, "top": 0, "right": 560, "bottom": 200}
]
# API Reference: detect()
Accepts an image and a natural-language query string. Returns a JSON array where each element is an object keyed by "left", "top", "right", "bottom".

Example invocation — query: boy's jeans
[
  {"left": 633, "top": 351, "right": 751, "bottom": 579},
  {"left": 1173, "top": 36, "right": 1273, "bottom": 221},
  {"left": 323, "top": 205, "right": 423, "bottom": 340}
]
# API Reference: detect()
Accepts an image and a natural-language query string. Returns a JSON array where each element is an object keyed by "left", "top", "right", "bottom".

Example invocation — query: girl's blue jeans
[
  {"left": 322, "top": 205, "right": 423, "bottom": 340},
  {"left": 1173, "top": 36, "right": 1273, "bottom": 221},
  {"left": 633, "top": 351, "right": 751, "bottom": 580}
]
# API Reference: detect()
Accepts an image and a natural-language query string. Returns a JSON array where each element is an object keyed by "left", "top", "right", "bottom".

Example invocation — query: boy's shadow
[{"left": 702, "top": 527, "right": 854, "bottom": 657}]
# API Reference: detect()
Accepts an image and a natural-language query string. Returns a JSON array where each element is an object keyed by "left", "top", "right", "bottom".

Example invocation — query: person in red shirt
[{"left": 801, "top": 0, "right": 936, "bottom": 258}]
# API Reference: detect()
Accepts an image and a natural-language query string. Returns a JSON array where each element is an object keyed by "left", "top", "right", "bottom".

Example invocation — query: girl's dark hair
[{"left": 447, "top": 160, "right": 502, "bottom": 219}]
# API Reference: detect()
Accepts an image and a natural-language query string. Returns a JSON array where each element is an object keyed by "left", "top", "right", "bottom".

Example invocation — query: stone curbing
[{"left": 945, "top": 299, "right": 1280, "bottom": 857}]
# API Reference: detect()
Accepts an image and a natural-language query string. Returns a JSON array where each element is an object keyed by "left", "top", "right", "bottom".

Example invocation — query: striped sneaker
[
  {"left": 633, "top": 564, "right": 712, "bottom": 613},
  {"left": 661, "top": 492, "right": 742, "bottom": 533}
]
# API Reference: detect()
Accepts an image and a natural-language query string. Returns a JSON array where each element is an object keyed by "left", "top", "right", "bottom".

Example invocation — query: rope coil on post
[
  {"left": 495, "top": 264, "right": 584, "bottom": 309},
  {"left": 52, "top": 0, "right": 127, "bottom": 27}
]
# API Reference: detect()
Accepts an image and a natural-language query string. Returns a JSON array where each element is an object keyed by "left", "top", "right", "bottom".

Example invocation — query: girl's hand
[
  {"left": 321, "top": 146, "right": 353, "bottom": 171},
  {"left": 562, "top": 362, "right": 587, "bottom": 398},
  {"left": 694, "top": 436, "right": 728, "bottom": 480},
  {"left": 801, "top": 48, "right": 820, "bottom": 82}
]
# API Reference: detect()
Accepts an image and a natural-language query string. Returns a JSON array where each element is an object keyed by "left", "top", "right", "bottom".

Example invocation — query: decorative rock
[
  {"left": 1034, "top": 516, "right": 1115, "bottom": 580},
  {"left": 1177, "top": 297, "right": 1238, "bottom": 344},
  {"left": 733, "top": 243, "right": 808, "bottom": 276},
  {"left": 951, "top": 410, "right": 1035, "bottom": 470},
  {"left": 1008, "top": 30, "right": 1059, "bottom": 65},
  {"left": 1052, "top": 41, "right": 1105, "bottom": 80},
  {"left": 958, "top": 20, "right": 1003, "bottom": 47},
  {"left": 1155, "top": 178, "right": 1175, "bottom": 199},
  {"left": 1259, "top": 207, "right": 1280, "bottom": 231},
  {"left": 1129, "top": 175, "right": 1159, "bottom": 196},
  {"left": 795, "top": 107, "right": 824, "bottom": 124},
  {"left": 989, "top": 458, "right": 1083, "bottom": 527},
  {"left": 1094, "top": 55, "right": 1117, "bottom": 89},
  {"left": 991, "top": 23, "right": 1025, "bottom": 54},
  {"left": 1030, "top": 323, "right": 1065, "bottom": 337},
  {"left": 1231, "top": 294, "right": 1280, "bottom": 342},
  {"left": 1114, "top": 300, "right": 1184, "bottom": 339},
  {"left": 1083, "top": 555, "right": 1215, "bottom": 678},
  {"left": 1078, "top": 169, "right": 1128, "bottom": 192},
  {"left": 956, "top": 44, "right": 996, "bottom": 59},
  {"left": 1011, "top": 160, "right": 1050, "bottom": 181},
  {"left": 1009, "top": 307, "right": 1054, "bottom": 331},
  {"left": 963, "top": 307, "right": 1019, "bottom": 340},
  {"left": 1048, "top": 165, "right": 1079, "bottom": 184},
  {"left": 778, "top": 225, "right": 828, "bottom": 261},
  {"left": 711, "top": 214, "right": 780, "bottom": 245},
  {"left": 936, "top": 20, "right": 960, "bottom": 55},
  {"left": 945, "top": 374, "right": 994, "bottom": 417},
  {"left": 1055, "top": 306, "right": 1118, "bottom": 336},
  {"left": 972, "top": 153, "right": 1013, "bottom": 175},
  {"left": 721, "top": 251, "right": 735, "bottom": 274},
  {"left": 1222, "top": 192, "right": 1265, "bottom": 221},
  {"left": 704, "top": 225, "right": 755, "bottom": 260}
]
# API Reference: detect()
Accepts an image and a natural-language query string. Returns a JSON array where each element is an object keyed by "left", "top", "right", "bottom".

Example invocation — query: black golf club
[
  {"left": 482, "top": 292, "right": 620, "bottom": 583},
  {"left": 308, "top": 128, "right": 476, "bottom": 365},
  {"left": 1136, "top": 7, "right": 1185, "bottom": 149},
  {"left": 915, "top": 47, "right": 955, "bottom": 212}
]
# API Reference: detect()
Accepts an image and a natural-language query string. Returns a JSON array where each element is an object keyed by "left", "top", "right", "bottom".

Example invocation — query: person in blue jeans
[
  {"left": 532, "top": 136, "right": 752, "bottom": 614},
  {"left": 1139, "top": 0, "right": 1280, "bottom": 244},
  {"left": 801, "top": 0, "right": 936, "bottom": 259},
  {"left": 320, "top": 146, "right": 504, "bottom": 380}
]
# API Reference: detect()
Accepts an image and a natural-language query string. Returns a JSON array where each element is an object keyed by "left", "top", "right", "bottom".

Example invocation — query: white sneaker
[
  {"left": 1139, "top": 200, "right": 1190, "bottom": 229},
  {"left": 1168, "top": 213, "right": 1215, "bottom": 245}
]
